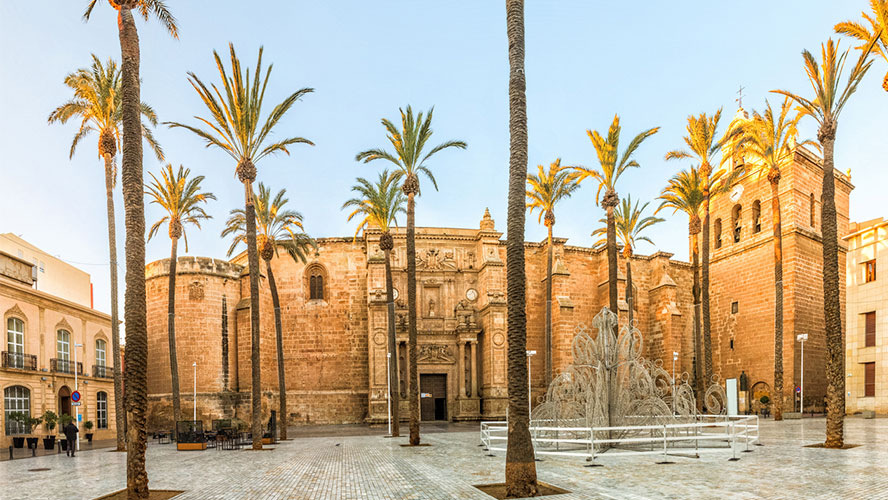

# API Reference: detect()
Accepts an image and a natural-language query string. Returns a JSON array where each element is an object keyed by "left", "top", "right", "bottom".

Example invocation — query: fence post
[{"left": 728, "top": 422, "right": 739, "bottom": 461}]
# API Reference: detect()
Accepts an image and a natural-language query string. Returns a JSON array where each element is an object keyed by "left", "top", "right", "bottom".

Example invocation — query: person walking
[{"left": 64, "top": 420, "right": 79, "bottom": 457}]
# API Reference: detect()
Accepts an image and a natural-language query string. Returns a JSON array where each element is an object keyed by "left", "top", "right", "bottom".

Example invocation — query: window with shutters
[
  {"left": 865, "top": 312, "right": 876, "bottom": 347},
  {"left": 864, "top": 362, "right": 876, "bottom": 397},
  {"left": 305, "top": 264, "right": 327, "bottom": 301}
]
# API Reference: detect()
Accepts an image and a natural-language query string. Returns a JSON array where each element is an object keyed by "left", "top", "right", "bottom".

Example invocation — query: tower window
[
  {"left": 714, "top": 218, "right": 723, "bottom": 249},
  {"left": 731, "top": 301, "right": 739, "bottom": 314},
  {"left": 732, "top": 204, "right": 742, "bottom": 243},
  {"left": 752, "top": 200, "right": 761, "bottom": 233},
  {"left": 810, "top": 193, "right": 815, "bottom": 228},
  {"left": 310, "top": 273, "right": 324, "bottom": 300}
]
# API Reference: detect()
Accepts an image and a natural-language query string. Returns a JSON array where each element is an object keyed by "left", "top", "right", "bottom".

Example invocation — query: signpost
[
  {"left": 74, "top": 342, "right": 82, "bottom": 451},
  {"left": 797, "top": 334, "right": 808, "bottom": 413}
]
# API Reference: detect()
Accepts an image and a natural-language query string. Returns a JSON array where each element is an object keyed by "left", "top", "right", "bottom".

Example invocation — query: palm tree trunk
[
  {"left": 102, "top": 152, "right": 125, "bottom": 452},
  {"left": 771, "top": 180, "right": 784, "bottom": 421},
  {"left": 384, "top": 247, "right": 400, "bottom": 437},
  {"left": 244, "top": 182, "right": 263, "bottom": 450},
  {"left": 545, "top": 225, "right": 553, "bottom": 386},
  {"left": 691, "top": 230, "right": 703, "bottom": 407},
  {"left": 505, "top": 0, "right": 537, "bottom": 496},
  {"left": 626, "top": 258, "right": 633, "bottom": 327},
  {"left": 820, "top": 130, "right": 844, "bottom": 448},
  {"left": 118, "top": 5, "right": 149, "bottom": 498},
  {"left": 406, "top": 192, "right": 420, "bottom": 445},
  {"left": 266, "top": 260, "right": 287, "bottom": 441},
  {"left": 167, "top": 237, "right": 181, "bottom": 424},
  {"left": 606, "top": 203, "right": 618, "bottom": 315},
  {"left": 701, "top": 188, "right": 713, "bottom": 388}
]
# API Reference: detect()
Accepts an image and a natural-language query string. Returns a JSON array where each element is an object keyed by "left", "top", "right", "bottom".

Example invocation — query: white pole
[
  {"left": 193, "top": 362, "right": 197, "bottom": 422},
  {"left": 800, "top": 340, "right": 805, "bottom": 414},
  {"left": 386, "top": 353, "right": 392, "bottom": 436},
  {"left": 672, "top": 351, "right": 679, "bottom": 414},
  {"left": 74, "top": 343, "right": 82, "bottom": 452},
  {"left": 526, "top": 351, "right": 536, "bottom": 417}
]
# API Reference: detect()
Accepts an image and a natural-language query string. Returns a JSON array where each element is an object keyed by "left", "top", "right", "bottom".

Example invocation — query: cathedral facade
[{"left": 144, "top": 146, "right": 850, "bottom": 427}]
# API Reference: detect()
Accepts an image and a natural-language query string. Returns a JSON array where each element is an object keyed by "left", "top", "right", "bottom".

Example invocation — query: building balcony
[
  {"left": 93, "top": 364, "right": 114, "bottom": 379},
  {"left": 1, "top": 351, "right": 37, "bottom": 371},
  {"left": 50, "top": 358, "right": 83, "bottom": 375}
]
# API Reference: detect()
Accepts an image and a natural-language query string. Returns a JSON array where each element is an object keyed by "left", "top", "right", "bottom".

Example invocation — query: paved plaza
[{"left": 2, "top": 417, "right": 887, "bottom": 500}]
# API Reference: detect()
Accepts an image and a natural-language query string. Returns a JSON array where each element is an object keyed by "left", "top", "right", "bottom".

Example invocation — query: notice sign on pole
[{"left": 72, "top": 402, "right": 81, "bottom": 406}]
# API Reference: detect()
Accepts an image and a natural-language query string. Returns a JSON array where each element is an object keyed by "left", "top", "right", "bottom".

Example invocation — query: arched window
[
  {"left": 732, "top": 204, "right": 742, "bottom": 243},
  {"left": 809, "top": 193, "right": 816, "bottom": 228},
  {"left": 4, "top": 386, "right": 30, "bottom": 435},
  {"left": 6, "top": 318, "right": 24, "bottom": 369},
  {"left": 96, "top": 391, "right": 108, "bottom": 429},
  {"left": 56, "top": 330, "right": 70, "bottom": 361},
  {"left": 714, "top": 218, "right": 723, "bottom": 249},
  {"left": 95, "top": 339, "right": 107, "bottom": 367},
  {"left": 752, "top": 200, "right": 761, "bottom": 234},
  {"left": 306, "top": 264, "right": 326, "bottom": 301}
]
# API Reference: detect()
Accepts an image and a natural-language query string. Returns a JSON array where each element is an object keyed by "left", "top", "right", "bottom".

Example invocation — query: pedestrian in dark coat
[{"left": 64, "top": 421, "right": 78, "bottom": 457}]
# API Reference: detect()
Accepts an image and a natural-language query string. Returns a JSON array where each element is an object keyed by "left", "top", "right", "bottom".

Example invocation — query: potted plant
[
  {"left": 58, "top": 413, "right": 74, "bottom": 450},
  {"left": 7, "top": 412, "right": 26, "bottom": 448},
  {"left": 760, "top": 395, "right": 771, "bottom": 418},
  {"left": 42, "top": 411, "right": 58, "bottom": 450},
  {"left": 26, "top": 415, "right": 42, "bottom": 449},
  {"left": 84, "top": 420, "right": 94, "bottom": 442}
]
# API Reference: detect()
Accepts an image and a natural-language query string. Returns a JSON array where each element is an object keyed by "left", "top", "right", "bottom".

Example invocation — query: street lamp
[
  {"left": 797, "top": 334, "right": 808, "bottom": 413},
  {"left": 672, "top": 351, "right": 679, "bottom": 414},
  {"left": 192, "top": 362, "right": 197, "bottom": 422},
  {"left": 74, "top": 342, "right": 83, "bottom": 451},
  {"left": 526, "top": 350, "right": 536, "bottom": 416}
]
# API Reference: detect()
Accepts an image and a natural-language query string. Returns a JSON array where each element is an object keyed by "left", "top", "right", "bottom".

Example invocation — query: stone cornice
[{"left": 0, "top": 279, "right": 112, "bottom": 323}]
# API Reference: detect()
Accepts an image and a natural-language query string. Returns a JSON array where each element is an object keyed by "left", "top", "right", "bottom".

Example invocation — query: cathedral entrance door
[{"left": 420, "top": 374, "right": 447, "bottom": 421}]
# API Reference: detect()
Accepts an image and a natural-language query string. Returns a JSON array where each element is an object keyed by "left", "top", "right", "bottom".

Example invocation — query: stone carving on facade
[
  {"left": 370, "top": 288, "right": 386, "bottom": 302},
  {"left": 466, "top": 250, "right": 475, "bottom": 269},
  {"left": 487, "top": 290, "right": 506, "bottom": 304},
  {"left": 418, "top": 344, "right": 454, "bottom": 363},
  {"left": 455, "top": 299, "right": 476, "bottom": 329},
  {"left": 189, "top": 281, "right": 205, "bottom": 301},
  {"left": 416, "top": 248, "right": 457, "bottom": 270}
]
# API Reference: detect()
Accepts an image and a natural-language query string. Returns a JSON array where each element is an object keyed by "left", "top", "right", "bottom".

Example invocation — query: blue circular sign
[{"left": 71, "top": 391, "right": 81, "bottom": 403}]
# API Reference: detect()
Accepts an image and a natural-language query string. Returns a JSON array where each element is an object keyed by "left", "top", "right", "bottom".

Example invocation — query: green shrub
[{"left": 42, "top": 411, "right": 58, "bottom": 433}]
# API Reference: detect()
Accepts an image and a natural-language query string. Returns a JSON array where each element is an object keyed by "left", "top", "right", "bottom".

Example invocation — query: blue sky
[{"left": 1, "top": 1, "right": 886, "bottom": 321}]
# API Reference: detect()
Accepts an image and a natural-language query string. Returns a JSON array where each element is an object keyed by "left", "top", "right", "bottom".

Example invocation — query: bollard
[
  {"left": 32, "top": 443, "right": 36, "bottom": 457},
  {"left": 8, "top": 445, "right": 12, "bottom": 460}
]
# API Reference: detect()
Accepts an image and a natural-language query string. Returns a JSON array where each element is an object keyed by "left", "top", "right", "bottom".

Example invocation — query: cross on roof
[{"left": 736, "top": 85, "right": 746, "bottom": 109}]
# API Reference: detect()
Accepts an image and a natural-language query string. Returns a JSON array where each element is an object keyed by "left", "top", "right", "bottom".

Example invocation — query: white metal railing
[{"left": 481, "top": 415, "right": 759, "bottom": 463}]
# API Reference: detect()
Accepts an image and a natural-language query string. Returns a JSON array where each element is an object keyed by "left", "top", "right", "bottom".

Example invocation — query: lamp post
[
  {"left": 74, "top": 342, "right": 83, "bottom": 451},
  {"left": 672, "top": 351, "right": 679, "bottom": 414},
  {"left": 797, "top": 334, "right": 808, "bottom": 413},
  {"left": 192, "top": 362, "right": 197, "bottom": 422},
  {"left": 526, "top": 350, "right": 536, "bottom": 417}
]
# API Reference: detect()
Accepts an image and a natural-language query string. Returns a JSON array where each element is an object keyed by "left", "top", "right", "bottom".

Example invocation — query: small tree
[{"left": 42, "top": 411, "right": 58, "bottom": 435}]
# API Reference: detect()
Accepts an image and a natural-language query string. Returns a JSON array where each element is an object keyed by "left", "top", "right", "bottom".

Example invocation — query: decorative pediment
[
  {"left": 55, "top": 317, "right": 74, "bottom": 333},
  {"left": 4, "top": 303, "right": 26, "bottom": 321}
]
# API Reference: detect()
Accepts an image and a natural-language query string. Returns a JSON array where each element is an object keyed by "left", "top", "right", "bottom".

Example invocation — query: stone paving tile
[{"left": 2, "top": 417, "right": 888, "bottom": 500}]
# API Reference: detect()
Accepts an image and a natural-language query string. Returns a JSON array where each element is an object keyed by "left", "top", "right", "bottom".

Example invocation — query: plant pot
[
  {"left": 43, "top": 436, "right": 56, "bottom": 450},
  {"left": 27, "top": 437, "right": 39, "bottom": 448},
  {"left": 60, "top": 439, "right": 68, "bottom": 451},
  {"left": 12, "top": 437, "right": 25, "bottom": 448},
  {"left": 85, "top": 433, "right": 93, "bottom": 442}
]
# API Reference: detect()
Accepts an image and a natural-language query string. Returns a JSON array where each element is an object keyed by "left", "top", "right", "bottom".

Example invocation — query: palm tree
[
  {"left": 145, "top": 165, "right": 214, "bottom": 426},
  {"left": 526, "top": 159, "right": 580, "bottom": 385},
  {"left": 83, "top": 2, "right": 177, "bottom": 494},
  {"left": 574, "top": 115, "right": 659, "bottom": 317},
  {"left": 733, "top": 98, "right": 815, "bottom": 421},
  {"left": 355, "top": 106, "right": 465, "bottom": 446},
  {"left": 503, "top": 0, "right": 537, "bottom": 496},
  {"left": 657, "top": 169, "right": 706, "bottom": 401},
  {"left": 774, "top": 38, "right": 876, "bottom": 447},
  {"left": 222, "top": 183, "right": 315, "bottom": 442},
  {"left": 665, "top": 110, "right": 740, "bottom": 388},
  {"left": 593, "top": 196, "right": 663, "bottom": 328},
  {"left": 343, "top": 170, "right": 406, "bottom": 437},
  {"left": 48, "top": 54, "right": 163, "bottom": 453},
  {"left": 167, "top": 44, "right": 314, "bottom": 450},
  {"left": 836, "top": 1, "right": 888, "bottom": 92}
]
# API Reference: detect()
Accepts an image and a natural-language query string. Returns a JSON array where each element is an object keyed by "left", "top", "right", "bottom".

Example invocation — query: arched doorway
[
  {"left": 750, "top": 381, "right": 771, "bottom": 416},
  {"left": 58, "top": 386, "right": 71, "bottom": 416}
]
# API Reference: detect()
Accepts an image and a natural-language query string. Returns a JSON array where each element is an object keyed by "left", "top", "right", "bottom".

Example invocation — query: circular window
[{"left": 466, "top": 288, "right": 478, "bottom": 302}]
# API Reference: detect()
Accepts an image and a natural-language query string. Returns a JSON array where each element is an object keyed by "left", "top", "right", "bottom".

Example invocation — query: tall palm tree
[
  {"left": 83, "top": 2, "right": 177, "bottom": 494},
  {"left": 526, "top": 159, "right": 580, "bottom": 385},
  {"left": 733, "top": 98, "right": 814, "bottom": 421},
  {"left": 167, "top": 44, "right": 314, "bottom": 450},
  {"left": 836, "top": 1, "right": 888, "bottom": 92},
  {"left": 356, "top": 106, "right": 465, "bottom": 446},
  {"left": 592, "top": 196, "right": 663, "bottom": 328},
  {"left": 145, "top": 165, "right": 215, "bottom": 426},
  {"left": 48, "top": 54, "right": 163, "bottom": 453},
  {"left": 574, "top": 115, "right": 659, "bottom": 316},
  {"left": 665, "top": 110, "right": 740, "bottom": 388},
  {"left": 657, "top": 169, "right": 706, "bottom": 401},
  {"left": 774, "top": 38, "right": 876, "bottom": 447},
  {"left": 222, "top": 183, "right": 315, "bottom": 442},
  {"left": 504, "top": 0, "right": 537, "bottom": 496},
  {"left": 343, "top": 170, "right": 406, "bottom": 437}
]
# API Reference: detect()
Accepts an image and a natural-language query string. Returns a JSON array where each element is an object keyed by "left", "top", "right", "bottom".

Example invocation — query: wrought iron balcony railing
[
  {"left": 1, "top": 351, "right": 37, "bottom": 371},
  {"left": 50, "top": 358, "right": 83, "bottom": 375},
  {"left": 92, "top": 364, "right": 114, "bottom": 378}
]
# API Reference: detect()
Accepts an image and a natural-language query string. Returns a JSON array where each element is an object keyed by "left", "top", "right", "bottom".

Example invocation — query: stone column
[
  {"left": 457, "top": 342, "right": 466, "bottom": 398},
  {"left": 470, "top": 341, "right": 478, "bottom": 397}
]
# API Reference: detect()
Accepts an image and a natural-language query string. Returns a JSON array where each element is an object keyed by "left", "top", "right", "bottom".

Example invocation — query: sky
[{"left": 1, "top": 2, "right": 886, "bottom": 331}]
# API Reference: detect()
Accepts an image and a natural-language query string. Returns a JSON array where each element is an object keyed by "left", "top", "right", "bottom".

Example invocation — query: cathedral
[{"left": 144, "top": 144, "right": 851, "bottom": 427}]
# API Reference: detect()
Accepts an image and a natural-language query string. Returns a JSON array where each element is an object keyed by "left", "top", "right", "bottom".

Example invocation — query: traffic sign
[
  {"left": 796, "top": 386, "right": 801, "bottom": 393},
  {"left": 71, "top": 391, "right": 82, "bottom": 403},
  {"left": 78, "top": 414, "right": 82, "bottom": 422},
  {"left": 72, "top": 402, "right": 81, "bottom": 406}
]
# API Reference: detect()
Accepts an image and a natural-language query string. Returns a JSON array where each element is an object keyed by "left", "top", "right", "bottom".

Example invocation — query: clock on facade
[
  {"left": 392, "top": 287, "right": 399, "bottom": 300},
  {"left": 466, "top": 288, "right": 478, "bottom": 301}
]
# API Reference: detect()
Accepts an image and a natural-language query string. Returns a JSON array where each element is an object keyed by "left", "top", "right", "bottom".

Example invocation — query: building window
[
  {"left": 57, "top": 329, "right": 70, "bottom": 361},
  {"left": 732, "top": 204, "right": 742, "bottom": 243},
  {"left": 95, "top": 339, "right": 106, "bottom": 367},
  {"left": 714, "top": 219, "right": 723, "bottom": 249},
  {"left": 4, "top": 386, "right": 30, "bottom": 435},
  {"left": 752, "top": 200, "right": 761, "bottom": 233},
  {"left": 6, "top": 317, "right": 25, "bottom": 369},
  {"left": 865, "top": 312, "right": 876, "bottom": 348},
  {"left": 306, "top": 264, "right": 326, "bottom": 301},
  {"left": 96, "top": 391, "right": 108, "bottom": 429},
  {"left": 809, "top": 193, "right": 815, "bottom": 227},
  {"left": 731, "top": 301, "right": 739, "bottom": 314},
  {"left": 865, "top": 260, "right": 876, "bottom": 283},
  {"left": 865, "top": 362, "right": 876, "bottom": 397}
]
